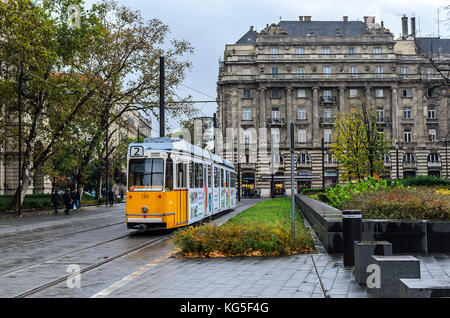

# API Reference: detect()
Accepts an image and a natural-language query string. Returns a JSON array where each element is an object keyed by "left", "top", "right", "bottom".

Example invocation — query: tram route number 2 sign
[{"left": 130, "top": 146, "right": 144, "bottom": 157}]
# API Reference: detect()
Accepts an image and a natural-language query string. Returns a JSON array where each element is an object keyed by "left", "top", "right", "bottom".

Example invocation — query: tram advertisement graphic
[{"left": 189, "top": 190, "right": 204, "bottom": 220}]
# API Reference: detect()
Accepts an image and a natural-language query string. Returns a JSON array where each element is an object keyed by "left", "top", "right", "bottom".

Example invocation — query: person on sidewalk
[
  {"left": 73, "top": 189, "right": 80, "bottom": 209},
  {"left": 63, "top": 188, "right": 73, "bottom": 215},
  {"left": 108, "top": 189, "right": 114, "bottom": 207},
  {"left": 50, "top": 190, "right": 61, "bottom": 215}
]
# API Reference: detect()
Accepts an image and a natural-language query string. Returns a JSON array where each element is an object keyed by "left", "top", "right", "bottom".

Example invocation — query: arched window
[
  {"left": 298, "top": 154, "right": 311, "bottom": 164},
  {"left": 403, "top": 153, "right": 416, "bottom": 164},
  {"left": 428, "top": 153, "right": 440, "bottom": 163}
]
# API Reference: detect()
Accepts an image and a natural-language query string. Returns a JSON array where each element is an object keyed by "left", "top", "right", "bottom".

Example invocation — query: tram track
[
  {"left": 12, "top": 233, "right": 171, "bottom": 298},
  {"left": 0, "top": 221, "right": 125, "bottom": 252}
]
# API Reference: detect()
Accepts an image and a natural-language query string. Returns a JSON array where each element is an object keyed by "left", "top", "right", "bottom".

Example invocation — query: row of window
[
  {"left": 242, "top": 106, "right": 437, "bottom": 122},
  {"left": 294, "top": 153, "right": 442, "bottom": 165},
  {"left": 269, "top": 66, "right": 386, "bottom": 76},
  {"left": 187, "top": 162, "right": 236, "bottom": 189},
  {"left": 268, "top": 47, "right": 385, "bottom": 55},
  {"left": 243, "top": 88, "right": 416, "bottom": 99}
]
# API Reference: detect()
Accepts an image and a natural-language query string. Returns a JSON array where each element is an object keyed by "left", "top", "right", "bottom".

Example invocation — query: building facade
[{"left": 217, "top": 15, "right": 449, "bottom": 197}]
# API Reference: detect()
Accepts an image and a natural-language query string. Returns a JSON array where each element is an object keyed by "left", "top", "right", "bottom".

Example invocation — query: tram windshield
[{"left": 128, "top": 158, "right": 164, "bottom": 191}]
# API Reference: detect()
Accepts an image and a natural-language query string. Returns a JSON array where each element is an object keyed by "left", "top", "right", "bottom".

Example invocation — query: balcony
[
  {"left": 376, "top": 117, "right": 391, "bottom": 126},
  {"left": 320, "top": 96, "right": 337, "bottom": 106},
  {"left": 325, "top": 160, "right": 339, "bottom": 167},
  {"left": 426, "top": 117, "right": 439, "bottom": 125},
  {"left": 267, "top": 118, "right": 285, "bottom": 127},
  {"left": 297, "top": 160, "right": 312, "bottom": 167},
  {"left": 403, "top": 161, "right": 417, "bottom": 169},
  {"left": 320, "top": 117, "right": 335, "bottom": 126},
  {"left": 428, "top": 161, "right": 441, "bottom": 168}
]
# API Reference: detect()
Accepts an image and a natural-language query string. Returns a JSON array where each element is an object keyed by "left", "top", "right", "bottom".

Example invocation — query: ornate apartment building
[{"left": 217, "top": 15, "right": 449, "bottom": 196}]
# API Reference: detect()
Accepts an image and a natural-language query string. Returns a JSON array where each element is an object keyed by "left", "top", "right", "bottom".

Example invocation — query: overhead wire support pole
[
  {"left": 160, "top": 56, "right": 165, "bottom": 138},
  {"left": 18, "top": 63, "right": 23, "bottom": 217},
  {"left": 290, "top": 122, "right": 295, "bottom": 242}
]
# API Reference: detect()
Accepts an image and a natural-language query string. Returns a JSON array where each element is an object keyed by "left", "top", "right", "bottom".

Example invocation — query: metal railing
[{"left": 267, "top": 118, "right": 285, "bottom": 126}]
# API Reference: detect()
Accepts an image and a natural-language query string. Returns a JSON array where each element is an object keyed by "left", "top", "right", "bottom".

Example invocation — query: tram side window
[
  {"left": 227, "top": 171, "right": 230, "bottom": 188},
  {"left": 214, "top": 167, "right": 219, "bottom": 187},
  {"left": 189, "top": 162, "right": 194, "bottom": 188},
  {"left": 165, "top": 158, "right": 173, "bottom": 191},
  {"left": 208, "top": 165, "right": 212, "bottom": 188},
  {"left": 231, "top": 172, "right": 236, "bottom": 188},
  {"left": 195, "top": 163, "right": 203, "bottom": 188},
  {"left": 221, "top": 169, "right": 225, "bottom": 187},
  {"left": 176, "top": 163, "right": 186, "bottom": 188}
]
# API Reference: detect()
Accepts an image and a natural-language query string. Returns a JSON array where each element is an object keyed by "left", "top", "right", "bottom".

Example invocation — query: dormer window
[{"left": 270, "top": 48, "right": 278, "bottom": 55}]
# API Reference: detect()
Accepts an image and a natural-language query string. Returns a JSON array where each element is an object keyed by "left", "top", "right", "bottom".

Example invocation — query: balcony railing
[
  {"left": 255, "top": 53, "right": 397, "bottom": 61},
  {"left": 403, "top": 161, "right": 417, "bottom": 168},
  {"left": 428, "top": 161, "right": 441, "bottom": 168},
  {"left": 267, "top": 118, "right": 285, "bottom": 126},
  {"left": 320, "top": 117, "right": 335, "bottom": 126},
  {"left": 376, "top": 117, "right": 391, "bottom": 126},
  {"left": 320, "top": 96, "right": 337, "bottom": 105}
]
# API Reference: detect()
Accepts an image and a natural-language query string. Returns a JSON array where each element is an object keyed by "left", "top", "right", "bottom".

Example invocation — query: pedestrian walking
[
  {"left": 50, "top": 190, "right": 60, "bottom": 215},
  {"left": 73, "top": 189, "right": 80, "bottom": 209},
  {"left": 108, "top": 189, "right": 114, "bottom": 207},
  {"left": 120, "top": 189, "right": 124, "bottom": 202},
  {"left": 63, "top": 188, "right": 73, "bottom": 215}
]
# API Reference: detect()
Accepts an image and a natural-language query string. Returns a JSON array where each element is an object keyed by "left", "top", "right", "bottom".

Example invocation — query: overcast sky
[{"left": 86, "top": 0, "right": 449, "bottom": 135}]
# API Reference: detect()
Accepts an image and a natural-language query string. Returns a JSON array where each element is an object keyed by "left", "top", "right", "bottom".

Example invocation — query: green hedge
[{"left": 396, "top": 176, "right": 450, "bottom": 187}]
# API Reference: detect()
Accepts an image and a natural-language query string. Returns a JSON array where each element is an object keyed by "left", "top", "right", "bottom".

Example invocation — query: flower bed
[{"left": 310, "top": 177, "right": 450, "bottom": 221}]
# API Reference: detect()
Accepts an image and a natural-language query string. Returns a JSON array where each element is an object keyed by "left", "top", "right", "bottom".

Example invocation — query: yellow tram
[{"left": 126, "top": 137, "right": 237, "bottom": 230}]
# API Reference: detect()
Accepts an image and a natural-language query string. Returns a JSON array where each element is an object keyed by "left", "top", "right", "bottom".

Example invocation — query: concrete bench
[
  {"left": 370, "top": 255, "right": 421, "bottom": 298},
  {"left": 400, "top": 279, "right": 450, "bottom": 298},
  {"left": 354, "top": 241, "right": 393, "bottom": 285}
]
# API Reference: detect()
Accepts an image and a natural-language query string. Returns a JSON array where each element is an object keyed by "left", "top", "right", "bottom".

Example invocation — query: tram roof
[{"left": 130, "top": 137, "right": 235, "bottom": 169}]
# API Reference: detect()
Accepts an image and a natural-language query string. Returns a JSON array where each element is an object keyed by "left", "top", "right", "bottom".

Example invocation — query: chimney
[
  {"left": 363, "top": 16, "right": 368, "bottom": 23},
  {"left": 250, "top": 26, "right": 254, "bottom": 31},
  {"left": 304, "top": 16, "right": 311, "bottom": 21},
  {"left": 299, "top": 16, "right": 303, "bottom": 22},
  {"left": 411, "top": 17, "right": 416, "bottom": 38},
  {"left": 343, "top": 16, "right": 348, "bottom": 22},
  {"left": 401, "top": 15, "right": 408, "bottom": 39}
]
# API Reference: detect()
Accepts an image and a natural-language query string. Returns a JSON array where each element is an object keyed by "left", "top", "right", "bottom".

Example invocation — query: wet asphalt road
[{"left": 0, "top": 203, "right": 173, "bottom": 298}]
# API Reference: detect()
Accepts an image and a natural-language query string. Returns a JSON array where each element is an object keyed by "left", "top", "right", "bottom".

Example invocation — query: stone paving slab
[{"left": 97, "top": 252, "right": 450, "bottom": 298}]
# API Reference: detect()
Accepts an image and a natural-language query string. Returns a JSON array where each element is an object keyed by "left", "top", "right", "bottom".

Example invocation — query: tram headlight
[{"left": 142, "top": 206, "right": 148, "bottom": 213}]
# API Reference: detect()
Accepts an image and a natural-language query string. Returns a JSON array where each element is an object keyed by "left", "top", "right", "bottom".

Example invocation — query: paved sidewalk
[{"left": 99, "top": 252, "right": 450, "bottom": 298}]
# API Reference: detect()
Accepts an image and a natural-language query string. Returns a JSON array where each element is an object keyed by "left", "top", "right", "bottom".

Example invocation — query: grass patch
[{"left": 174, "top": 198, "right": 316, "bottom": 258}]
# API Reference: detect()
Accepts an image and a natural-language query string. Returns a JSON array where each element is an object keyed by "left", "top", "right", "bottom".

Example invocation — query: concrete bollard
[
  {"left": 342, "top": 210, "right": 362, "bottom": 267},
  {"left": 354, "top": 241, "right": 393, "bottom": 285}
]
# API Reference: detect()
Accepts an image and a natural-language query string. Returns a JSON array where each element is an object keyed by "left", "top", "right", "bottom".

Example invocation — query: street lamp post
[
  {"left": 321, "top": 138, "right": 325, "bottom": 188},
  {"left": 393, "top": 139, "right": 400, "bottom": 180}
]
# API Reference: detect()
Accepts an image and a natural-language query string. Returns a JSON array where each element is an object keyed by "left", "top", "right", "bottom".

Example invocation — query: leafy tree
[{"left": 331, "top": 104, "right": 389, "bottom": 182}]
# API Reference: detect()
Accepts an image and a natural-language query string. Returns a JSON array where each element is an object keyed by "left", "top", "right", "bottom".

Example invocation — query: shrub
[
  {"left": 174, "top": 198, "right": 316, "bottom": 258},
  {"left": 342, "top": 187, "right": 450, "bottom": 221},
  {"left": 397, "top": 176, "right": 450, "bottom": 188},
  {"left": 174, "top": 222, "right": 316, "bottom": 258}
]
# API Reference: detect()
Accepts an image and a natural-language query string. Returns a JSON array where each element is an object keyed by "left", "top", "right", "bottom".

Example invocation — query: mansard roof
[
  {"left": 415, "top": 37, "right": 450, "bottom": 55},
  {"left": 235, "top": 20, "right": 369, "bottom": 44},
  {"left": 278, "top": 20, "right": 368, "bottom": 36}
]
